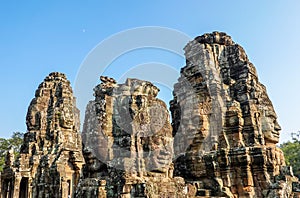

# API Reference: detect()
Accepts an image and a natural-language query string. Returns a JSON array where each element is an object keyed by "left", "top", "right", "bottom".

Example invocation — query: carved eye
[
  {"left": 192, "top": 116, "right": 199, "bottom": 124},
  {"left": 181, "top": 119, "right": 189, "bottom": 126}
]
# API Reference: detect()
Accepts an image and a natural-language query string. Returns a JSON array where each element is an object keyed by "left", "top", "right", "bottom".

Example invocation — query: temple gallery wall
[{"left": 1, "top": 32, "right": 300, "bottom": 198}]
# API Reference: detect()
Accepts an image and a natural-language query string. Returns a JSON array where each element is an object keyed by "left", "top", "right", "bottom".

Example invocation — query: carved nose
[{"left": 274, "top": 121, "right": 281, "bottom": 131}]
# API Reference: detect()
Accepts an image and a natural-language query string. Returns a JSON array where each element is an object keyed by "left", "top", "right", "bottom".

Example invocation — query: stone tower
[
  {"left": 171, "top": 32, "right": 300, "bottom": 197},
  {"left": 77, "top": 77, "right": 185, "bottom": 197},
  {"left": 1, "top": 72, "right": 84, "bottom": 198}
]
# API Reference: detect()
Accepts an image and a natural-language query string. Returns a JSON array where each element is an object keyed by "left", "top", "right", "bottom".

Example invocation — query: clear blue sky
[{"left": 0, "top": 1, "right": 299, "bottom": 144}]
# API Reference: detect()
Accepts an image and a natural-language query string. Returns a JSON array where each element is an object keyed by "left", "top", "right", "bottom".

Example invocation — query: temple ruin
[{"left": 1, "top": 32, "right": 300, "bottom": 197}]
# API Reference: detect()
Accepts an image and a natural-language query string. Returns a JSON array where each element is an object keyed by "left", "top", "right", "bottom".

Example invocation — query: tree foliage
[
  {"left": 280, "top": 131, "right": 300, "bottom": 179},
  {"left": 0, "top": 132, "right": 24, "bottom": 171}
]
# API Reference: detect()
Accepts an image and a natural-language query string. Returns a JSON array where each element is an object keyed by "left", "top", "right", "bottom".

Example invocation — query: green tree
[
  {"left": 0, "top": 138, "right": 9, "bottom": 171},
  {"left": 280, "top": 131, "right": 300, "bottom": 179},
  {"left": 0, "top": 132, "right": 24, "bottom": 171},
  {"left": 8, "top": 132, "right": 24, "bottom": 153}
]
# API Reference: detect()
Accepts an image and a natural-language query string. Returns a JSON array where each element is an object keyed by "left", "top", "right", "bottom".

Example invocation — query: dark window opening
[
  {"left": 67, "top": 180, "right": 71, "bottom": 198},
  {"left": 19, "top": 177, "right": 29, "bottom": 198}
]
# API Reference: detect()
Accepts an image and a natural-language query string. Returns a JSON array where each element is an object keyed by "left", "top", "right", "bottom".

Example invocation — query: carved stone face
[
  {"left": 148, "top": 135, "right": 173, "bottom": 173},
  {"left": 145, "top": 101, "right": 173, "bottom": 173},
  {"left": 261, "top": 109, "right": 281, "bottom": 144},
  {"left": 27, "top": 105, "right": 41, "bottom": 130},
  {"left": 179, "top": 106, "right": 209, "bottom": 140},
  {"left": 59, "top": 104, "right": 74, "bottom": 129}
]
